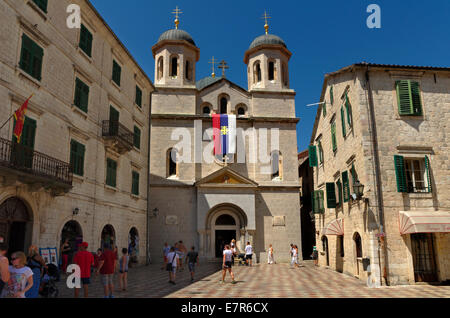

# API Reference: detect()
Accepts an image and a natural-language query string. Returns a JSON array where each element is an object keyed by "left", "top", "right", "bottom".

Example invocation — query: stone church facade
[{"left": 148, "top": 22, "right": 302, "bottom": 262}]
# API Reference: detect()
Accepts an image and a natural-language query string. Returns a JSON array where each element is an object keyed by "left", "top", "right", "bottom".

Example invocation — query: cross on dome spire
[
  {"left": 218, "top": 60, "right": 229, "bottom": 77},
  {"left": 172, "top": 6, "right": 183, "bottom": 29},
  {"left": 261, "top": 10, "right": 272, "bottom": 34},
  {"left": 209, "top": 56, "right": 218, "bottom": 78}
]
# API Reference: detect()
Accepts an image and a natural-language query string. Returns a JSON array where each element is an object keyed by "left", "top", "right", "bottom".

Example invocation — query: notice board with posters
[{"left": 39, "top": 247, "right": 58, "bottom": 266}]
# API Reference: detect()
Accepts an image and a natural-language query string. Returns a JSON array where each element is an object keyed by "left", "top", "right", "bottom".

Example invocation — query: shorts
[
  {"left": 223, "top": 261, "right": 233, "bottom": 269},
  {"left": 178, "top": 252, "right": 185, "bottom": 259},
  {"left": 164, "top": 256, "right": 168, "bottom": 263},
  {"left": 81, "top": 277, "right": 91, "bottom": 285},
  {"left": 188, "top": 262, "right": 196, "bottom": 272},
  {"left": 101, "top": 274, "right": 114, "bottom": 286},
  {"left": 170, "top": 266, "right": 177, "bottom": 273},
  {"left": 245, "top": 254, "right": 252, "bottom": 260},
  {"left": 119, "top": 270, "right": 128, "bottom": 274}
]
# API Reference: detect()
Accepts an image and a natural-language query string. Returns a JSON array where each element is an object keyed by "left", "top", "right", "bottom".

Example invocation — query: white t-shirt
[
  {"left": 245, "top": 245, "right": 253, "bottom": 255},
  {"left": 292, "top": 249, "right": 298, "bottom": 258},
  {"left": 223, "top": 250, "right": 233, "bottom": 262},
  {"left": 166, "top": 252, "right": 179, "bottom": 267},
  {"left": 2, "top": 266, "right": 33, "bottom": 298}
]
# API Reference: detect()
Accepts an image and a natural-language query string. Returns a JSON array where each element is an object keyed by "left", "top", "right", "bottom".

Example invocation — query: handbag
[{"left": 166, "top": 253, "right": 176, "bottom": 271}]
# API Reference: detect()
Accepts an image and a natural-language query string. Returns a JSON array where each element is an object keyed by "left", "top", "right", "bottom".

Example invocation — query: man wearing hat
[{"left": 73, "top": 242, "right": 94, "bottom": 298}]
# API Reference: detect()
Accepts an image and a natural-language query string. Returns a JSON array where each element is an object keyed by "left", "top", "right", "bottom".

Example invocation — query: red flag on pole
[{"left": 13, "top": 94, "right": 33, "bottom": 143}]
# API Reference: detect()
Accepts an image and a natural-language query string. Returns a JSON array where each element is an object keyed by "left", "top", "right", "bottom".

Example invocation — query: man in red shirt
[
  {"left": 73, "top": 242, "right": 94, "bottom": 298},
  {"left": 97, "top": 243, "right": 117, "bottom": 298}
]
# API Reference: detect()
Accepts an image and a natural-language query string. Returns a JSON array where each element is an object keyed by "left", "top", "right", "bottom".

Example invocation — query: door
[
  {"left": 109, "top": 106, "right": 119, "bottom": 136},
  {"left": 215, "top": 230, "right": 235, "bottom": 258},
  {"left": 411, "top": 233, "right": 438, "bottom": 282},
  {"left": 322, "top": 236, "right": 329, "bottom": 266},
  {"left": 11, "top": 116, "right": 36, "bottom": 169},
  {"left": 0, "top": 198, "right": 31, "bottom": 258}
]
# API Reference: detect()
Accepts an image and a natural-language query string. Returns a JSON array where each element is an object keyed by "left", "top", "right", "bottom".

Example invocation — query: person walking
[
  {"left": 162, "top": 243, "right": 171, "bottom": 270},
  {"left": 245, "top": 242, "right": 253, "bottom": 267},
  {"left": 178, "top": 241, "right": 187, "bottom": 271},
  {"left": 97, "top": 243, "right": 117, "bottom": 298},
  {"left": 0, "top": 244, "right": 10, "bottom": 298},
  {"left": 166, "top": 247, "right": 179, "bottom": 285},
  {"left": 267, "top": 244, "right": 275, "bottom": 264},
  {"left": 230, "top": 239, "right": 237, "bottom": 264},
  {"left": 222, "top": 245, "right": 236, "bottom": 284},
  {"left": 311, "top": 246, "right": 319, "bottom": 267},
  {"left": 61, "top": 238, "right": 71, "bottom": 273},
  {"left": 291, "top": 245, "right": 300, "bottom": 268},
  {"left": 186, "top": 246, "right": 199, "bottom": 282},
  {"left": 25, "top": 245, "right": 45, "bottom": 298},
  {"left": 73, "top": 242, "right": 94, "bottom": 298},
  {"left": 119, "top": 248, "right": 129, "bottom": 291},
  {"left": 1, "top": 251, "right": 33, "bottom": 298}
]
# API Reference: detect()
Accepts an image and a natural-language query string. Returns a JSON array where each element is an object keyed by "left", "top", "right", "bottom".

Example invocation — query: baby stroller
[
  {"left": 39, "top": 264, "right": 59, "bottom": 298},
  {"left": 236, "top": 253, "right": 247, "bottom": 266}
]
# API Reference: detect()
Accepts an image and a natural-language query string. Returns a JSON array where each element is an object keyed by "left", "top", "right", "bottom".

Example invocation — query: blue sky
[{"left": 90, "top": 0, "right": 450, "bottom": 152}]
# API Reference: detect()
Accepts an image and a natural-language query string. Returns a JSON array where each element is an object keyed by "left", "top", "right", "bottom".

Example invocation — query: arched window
[
  {"left": 268, "top": 61, "right": 276, "bottom": 81},
  {"left": 157, "top": 57, "right": 164, "bottom": 80},
  {"left": 253, "top": 61, "right": 261, "bottom": 83},
  {"left": 220, "top": 97, "right": 227, "bottom": 114},
  {"left": 185, "top": 60, "right": 192, "bottom": 81},
  {"left": 282, "top": 62, "right": 288, "bottom": 87},
  {"left": 271, "top": 151, "right": 283, "bottom": 180},
  {"left": 170, "top": 56, "right": 178, "bottom": 77},
  {"left": 203, "top": 106, "right": 211, "bottom": 115},
  {"left": 167, "top": 148, "right": 178, "bottom": 178},
  {"left": 237, "top": 107, "right": 245, "bottom": 116},
  {"left": 354, "top": 232, "right": 362, "bottom": 258},
  {"left": 216, "top": 214, "right": 236, "bottom": 226}
]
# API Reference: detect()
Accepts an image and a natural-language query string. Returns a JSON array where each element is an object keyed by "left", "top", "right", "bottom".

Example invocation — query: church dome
[
  {"left": 249, "top": 34, "right": 287, "bottom": 50},
  {"left": 158, "top": 29, "right": 196, "bottom": 46}
]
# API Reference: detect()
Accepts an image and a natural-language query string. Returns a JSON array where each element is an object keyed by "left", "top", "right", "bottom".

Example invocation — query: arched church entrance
[
  {"left": 60, "top": 220, "right": 83, "bottom": 264},
  {"left": 101, "top": 224, "right": 116, "bottom": 250},
  {"left": 0, "top": 197, "right": 32, "bottom": 257},
  {"left": 214, "top": 214, "right": 237, "bottom": 257}
]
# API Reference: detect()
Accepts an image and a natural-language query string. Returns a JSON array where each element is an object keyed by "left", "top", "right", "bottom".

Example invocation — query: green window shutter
[
  {"left": 331, "top": 122, "right": 337, "bottom": 152},
  {"left": 311, "top": 192, "right": 317, "bottom": 214},
  {"left": 351, "top": 163, "right": 357, "bottom": 184},
  {"left": 394, "top": 155, "right": 407, "bottom": 193},
  {"left": 341, "top": 107, "right": 346, "bottom": 137},
  {"left": 74, "top": 78, "right": 82, "bottom": 108},
  {"left": 135, "top": 86, "right": 142, "bottom": 107},
  {"left": 74, "top": 78, "right": 89, "bottom": 112},
  {"left": 345, "top": 95, "right": 353, "bottom": 127},
  {"left": 318, "top": 140, "right": 324, "bottom": 164},
  {"left": 322, "top": 101, "right": 327, "bottom": 117},
  {"left": 330, "top": 86, "right": 334, "bottom": 105},
  {"left": 70, "top": 140, "right": 85, "bottom": 176},
  {"left": 410, "top": 81, "right": 422, "bottom": 115},
  {"left": 424, "top": 156, "right": 432, "bottom": 193},
  {"left": 112, "top": 60, "right": 121, "bottom": 86},
  {"left": 342, "top": 171, "right": 350, "bottom": 202},
  {"left": 31, "top": 41, "right": 43, "bottom": 81},
  {"left": 318, "top": 190, "right": 325, "bottom": 213},
  {"left": 326, "top": 183, "right": 337, "bottom": 209},
  {"left": 33, "top": 0, "right": 48, "bottom": 13},
  {"left": 312, "top": 191, "right": 324, "bottom": 214},
  {"left": 134, "top": 126, "right": 141, "bottom": 149},
  {"left": 132, "top": 171, "right": 139, "bottom": 195},
  {"left": 396, "top": 80, "right": 417, "bottom": 115},
  {"left": 79, "top": 24, "right": 93, "bottom": 57},
  {"left": 20, "top": 34, "right": 33, "bottom": 75},
  {"left": 308, "top": 145, "right": 318, "bottom": 167},
  {"left": 106, "top": 159, "right": 117, "bottom": 187},
  {"left": 81, "top": 81, "right": 90, "bottom": 112}
]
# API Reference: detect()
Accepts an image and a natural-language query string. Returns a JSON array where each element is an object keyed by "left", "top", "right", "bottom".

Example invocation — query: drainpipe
[
  {"left": 364, "top": 67, "right": 389, "bottom": 286},
  {"left": 146, "top": 91, "right": 153, "bottom": 265}
]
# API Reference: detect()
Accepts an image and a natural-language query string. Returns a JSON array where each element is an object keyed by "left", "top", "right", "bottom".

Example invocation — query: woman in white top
[
  {"left": 268, "top": 244, "right": 275, "bottom": 264},
  {"left": 222, "top": 245, "right": 236, "bottom": 284},
  {"left": 291, "top": 245, "right": 300, "bottom": 268}
]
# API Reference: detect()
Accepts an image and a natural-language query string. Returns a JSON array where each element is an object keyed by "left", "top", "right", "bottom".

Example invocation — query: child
[{"left": 119, "top": 248, "right": 129, "bottom": 291}]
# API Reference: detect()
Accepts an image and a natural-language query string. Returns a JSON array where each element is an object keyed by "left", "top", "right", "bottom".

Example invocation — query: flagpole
[{"left": 0, "top": 114, "right": 14, "bottom": 131}]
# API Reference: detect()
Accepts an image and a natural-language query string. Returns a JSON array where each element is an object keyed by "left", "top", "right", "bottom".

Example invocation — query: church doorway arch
[
  {"left": 60, "top": 220, "right": 83, "bottom": 264},
  {"left": 101, "top": 224, "right": 116, "bottom": 250},
  {"left": 0, "top": 197, "right": 33, "bottom": 258}
]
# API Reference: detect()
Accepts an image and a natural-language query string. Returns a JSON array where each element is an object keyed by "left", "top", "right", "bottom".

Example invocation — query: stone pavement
[{"left": 55, "top": 261, "right": 450, "bottom": 298}]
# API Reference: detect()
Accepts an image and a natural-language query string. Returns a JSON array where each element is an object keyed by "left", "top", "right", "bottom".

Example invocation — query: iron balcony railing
[
  {"left": 102, "top": 120, "right": 134, "bottom": 149},
  {"left": 0, "top": 137, "right": 73, "bottom": 186}
]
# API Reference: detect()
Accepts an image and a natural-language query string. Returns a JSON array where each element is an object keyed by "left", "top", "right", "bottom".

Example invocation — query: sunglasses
[{"left": 11, "top": 257, "right": 19, "bottom": 261}]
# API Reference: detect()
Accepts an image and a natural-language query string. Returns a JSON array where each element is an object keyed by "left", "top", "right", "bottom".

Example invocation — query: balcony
[
  {"left": 0, "top": 137, "right": 72, "bottom": 195},
  {"left": 102, "top": 120, "right": 134, "bottom": 154}
]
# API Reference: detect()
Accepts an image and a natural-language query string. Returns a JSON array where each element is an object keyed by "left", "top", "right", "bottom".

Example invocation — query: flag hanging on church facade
[{"left": 212, "top": 114, "right": 236, "bottom": 155}]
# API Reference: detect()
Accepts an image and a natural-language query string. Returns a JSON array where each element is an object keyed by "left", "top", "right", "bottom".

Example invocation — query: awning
[
  {"left": 323, "top": 218, "right": 344, "bottom": 236},
  {"left": 399, "top": 211, "right": 450, "bottom": 235}
]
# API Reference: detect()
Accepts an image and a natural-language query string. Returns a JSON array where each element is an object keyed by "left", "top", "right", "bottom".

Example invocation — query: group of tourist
[{"left": 163, "top": 241, "right": 199, "bottom": 285}]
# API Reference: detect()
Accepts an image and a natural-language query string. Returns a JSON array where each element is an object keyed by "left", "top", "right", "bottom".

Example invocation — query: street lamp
[
  {"left": 151, "top": 208, "right": 159, "bottom": 218},
  {"left": 353, "top": 180, "right": 365, "bottom": 200},
  {"left": 72, "top": 208, "right": 80, "bottom": 216}
]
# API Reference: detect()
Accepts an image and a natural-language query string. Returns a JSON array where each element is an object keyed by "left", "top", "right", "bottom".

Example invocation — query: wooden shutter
[
  {"left": 331, "top": 122, "right": 337, "bottom": 152},
  {"left": 81, "top": 80, "right": 89, "bottom": 112},
  {"left": 80, "top": 25, "right": 93, "bottom": 57},
  {"left": 336, "top": 180, "right": 343, "bottom": 206},
  {"left": 410, "top": 81, "right": 422, "bottom": 115},
  {"left": 113, "top": 60, "right": 121, "bottom": 86},
  {"left": 107, "top": 159, "right": 117, "bottom": 187},
  {"left": 308, "top": 145, "right": 318, "bottom": 167},
  {"left": 326, "top": 183, "right": 337, "bottom": 209},
  {"left": 31, "top": 41, "right": 44, "bottom": 81},
  {"left": 396, "top": 80, "right": 422, "bottom": 116},
  {"left": 311, "top": 192, "right": 317, "bottom": 214},
  {"left": 70, "top": 140, "right": 85, "bottom": 176},
  {"left": 20, "top": 34, "right": 33, "bottom": 74},
  {"left": 318, "top": 140, "right": 324, "bottom": 164},
  {"left": 312, "top": 191, "right": 324, "bottom": 214},
  {"left": 424, "top": 156, "right": 432, "bottom": 193},
  {"left": 342, "top": 171, "right": 350, "bottom": 202},
  {"left": 318, "top": 191, "right": 325, "bottom": 213},
  {"left": 345, "top": 95, "right": 353, "bottom": 127},
  {"left": 74, "top": 78, "right": 82, "bottom": 108},
  {"left": 33, "top": 0, "right": 48, "bottom": 13},
  {"left": 322, "top": 102, "right": 327, "bottom": 117},
  {"left": 134, "top": 126, "right": 141, "bottom": 149},
  {"left": 135, "top": 86, "right": 142, "bottom": 107},
  {"left": 330, "top": 86, "right": 334, "bottom": 105},
  {"left": 394, "top": 155, "right": 407, "bottom": 193},
  {"left": 132, "top": 171, "right": 139, "bottom": 195},
  {"left": 341, "top": 107, "right": 346, "bottom": 137}
]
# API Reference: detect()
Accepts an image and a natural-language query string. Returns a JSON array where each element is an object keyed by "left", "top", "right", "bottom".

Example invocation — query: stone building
[
  {"left": 309, "top": 63, "right": 450, "bottom": 285},
  {"left": 0, "top": 0, "right": 154, "bottom": 264},
  {"left": 148, "top": 17, "right": 301, "bottom": 262}
]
